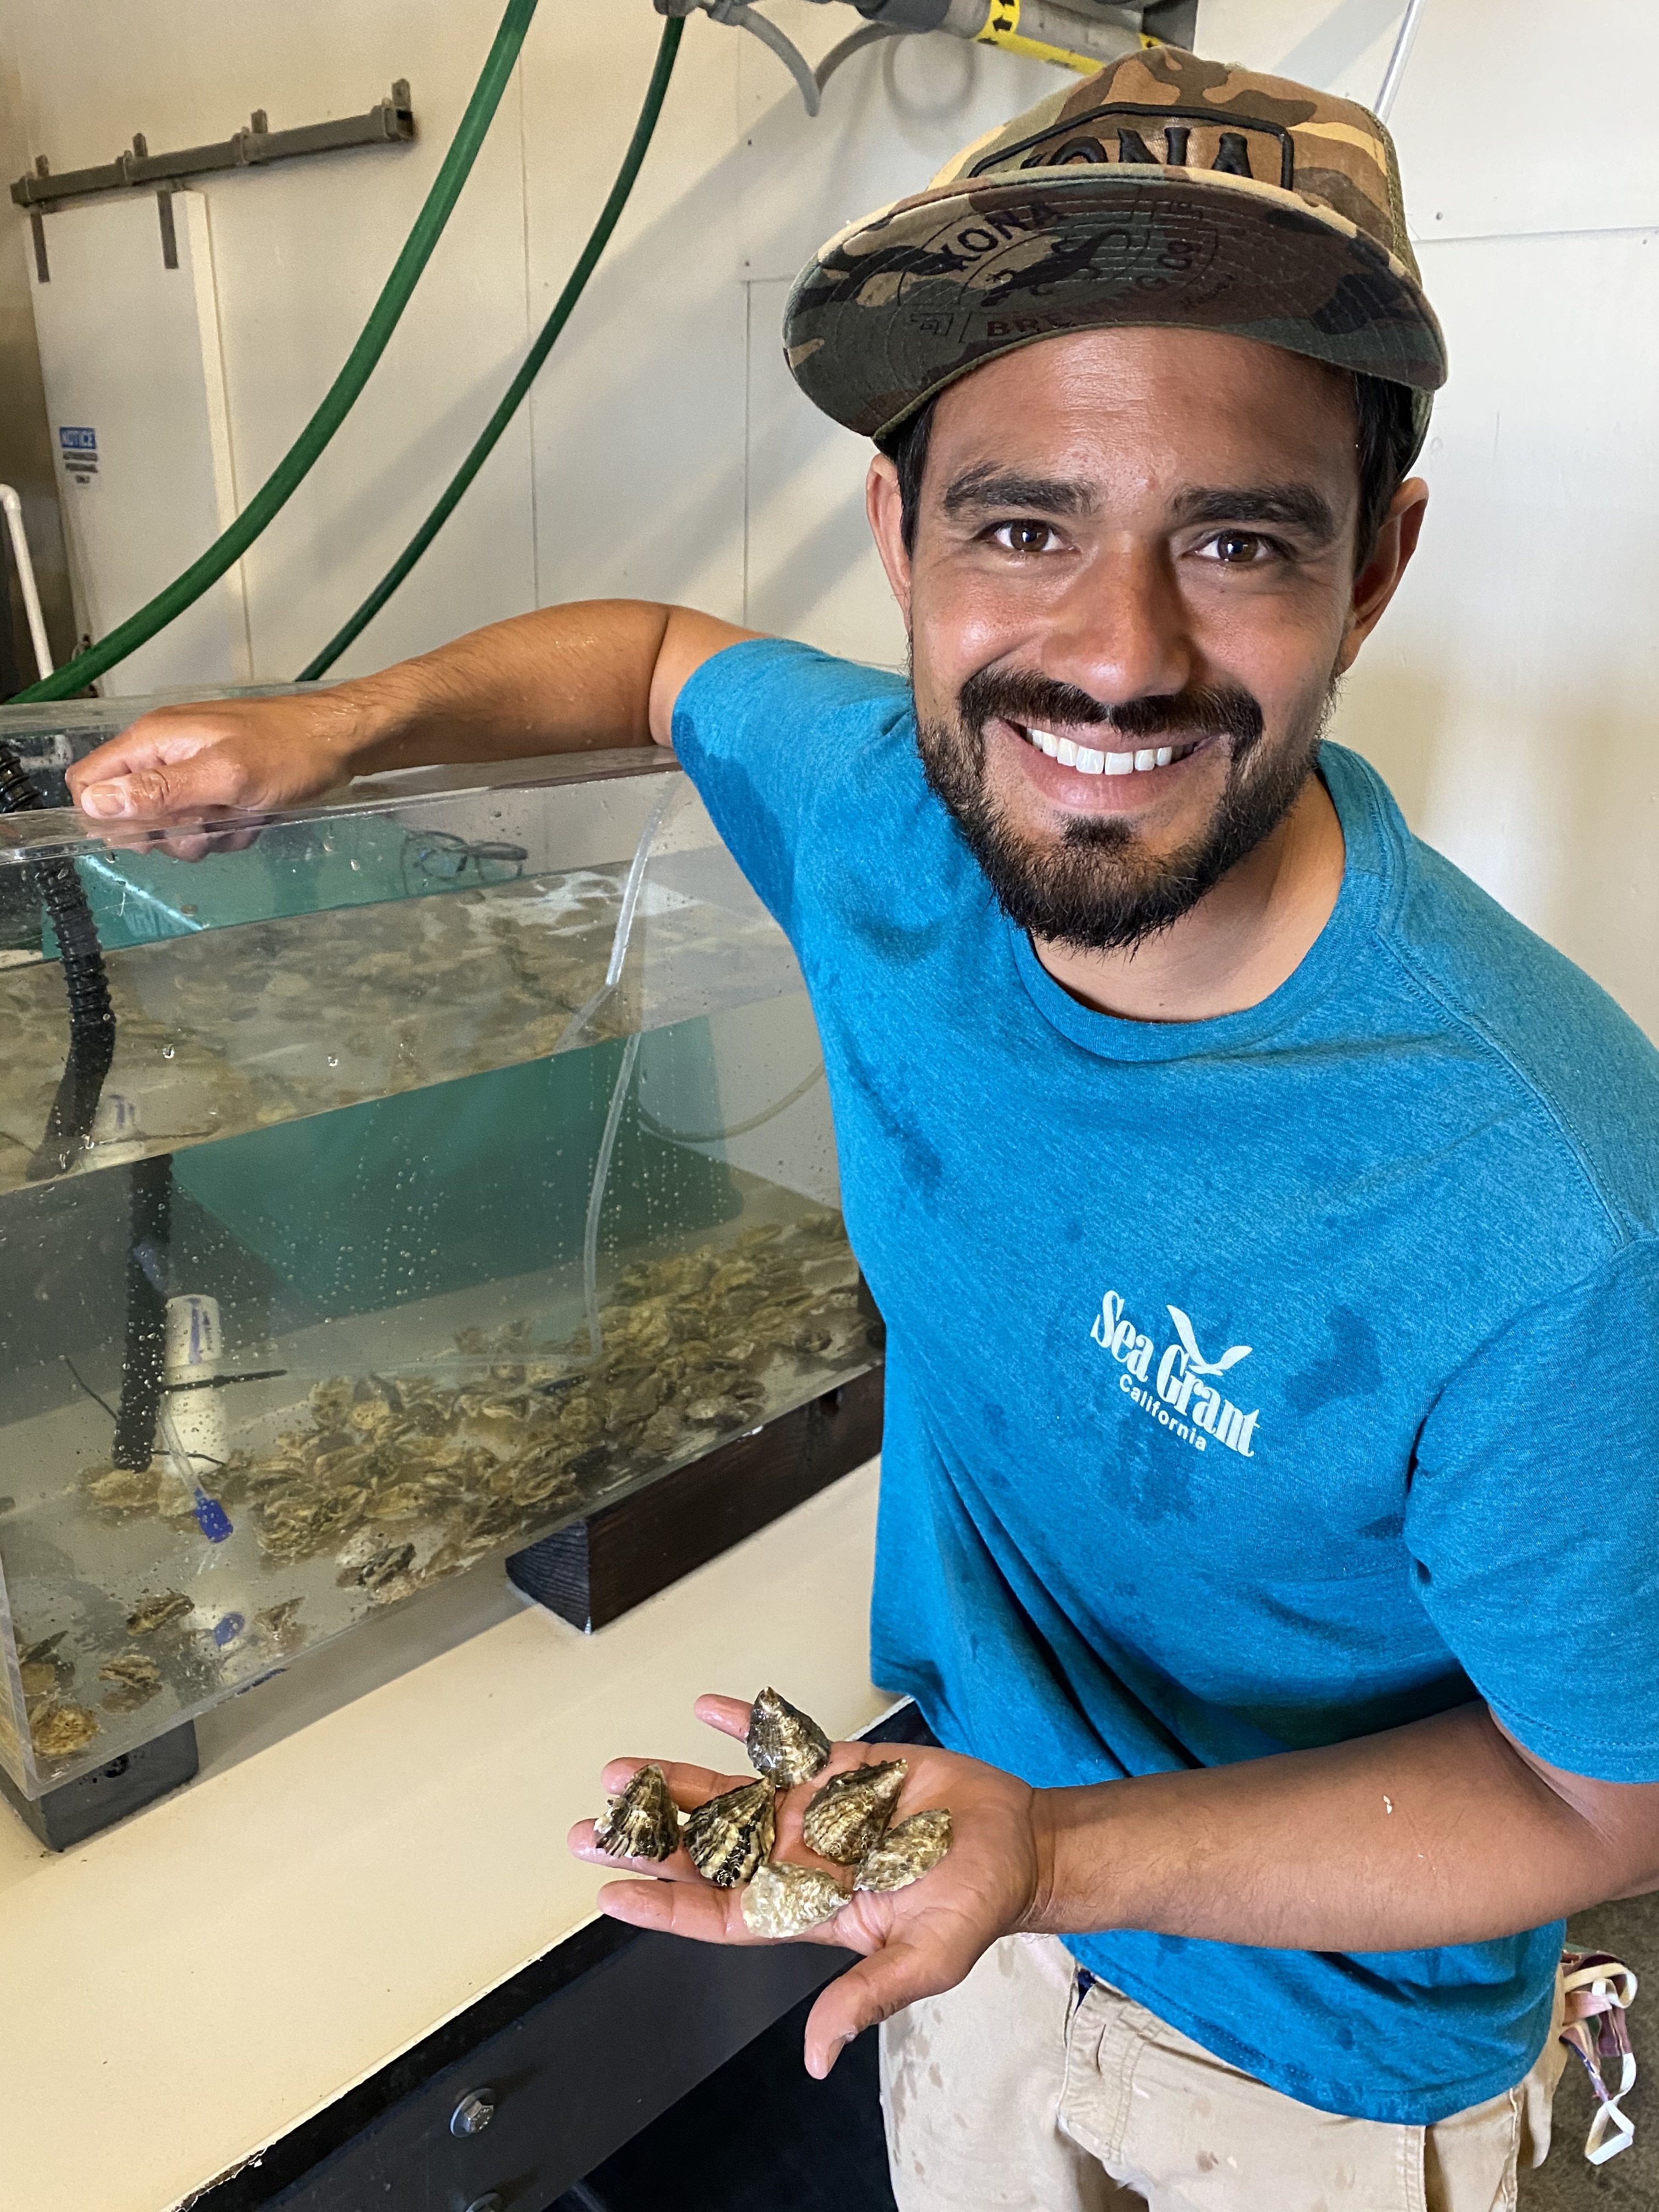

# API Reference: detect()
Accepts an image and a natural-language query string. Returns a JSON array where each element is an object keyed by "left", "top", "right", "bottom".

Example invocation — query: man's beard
[{"left": 914, "top": 665, "right": 1336, "bottom": 954}]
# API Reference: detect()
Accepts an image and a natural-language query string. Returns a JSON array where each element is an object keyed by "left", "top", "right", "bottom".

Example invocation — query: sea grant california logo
[{"left": 1091, "top": 1290, "right": 1261, "bottom": 1459}]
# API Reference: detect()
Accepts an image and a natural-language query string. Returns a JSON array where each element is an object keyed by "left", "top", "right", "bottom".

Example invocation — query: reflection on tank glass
[{"left": 0, "top": 721, "right": 873, "bottom": 1802}]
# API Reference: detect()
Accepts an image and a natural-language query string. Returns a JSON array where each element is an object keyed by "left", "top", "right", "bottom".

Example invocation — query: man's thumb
[{"left": 803, "top": 1943, "right": 951, "bottom": 2079}]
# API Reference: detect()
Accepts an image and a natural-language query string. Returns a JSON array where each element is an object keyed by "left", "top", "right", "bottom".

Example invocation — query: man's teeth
[{"left": 1026, "top": 729, "right": 1176, "bottom": 776}]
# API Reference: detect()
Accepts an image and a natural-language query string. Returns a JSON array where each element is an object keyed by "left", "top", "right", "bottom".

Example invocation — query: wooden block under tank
[{"left": 505, "top": 1368, "right": 884, "bottom": 1633}]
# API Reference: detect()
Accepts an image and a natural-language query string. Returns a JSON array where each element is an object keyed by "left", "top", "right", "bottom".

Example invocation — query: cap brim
[{"left": 785, "top": 167, "right": 1447, "bottom": 441}]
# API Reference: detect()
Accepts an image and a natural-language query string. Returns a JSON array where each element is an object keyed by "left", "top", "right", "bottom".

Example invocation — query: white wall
[
  {"left": 1204, "top": 0, "right": 1659, "bottom": 1039},
  {"left": 3, "top": 0, "right": 1657, "bottom": 1037}
]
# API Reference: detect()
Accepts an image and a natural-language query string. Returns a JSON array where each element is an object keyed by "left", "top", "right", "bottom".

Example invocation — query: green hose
[
  {"left": 13, "top": 0, "right": 541, "bottom": 703},
  {"left": 298, "top": 15, "right": 684, "bottom": 682}
]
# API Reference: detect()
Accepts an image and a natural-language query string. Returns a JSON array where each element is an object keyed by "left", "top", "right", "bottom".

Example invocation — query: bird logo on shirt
[{"left": 1166, "top": 1306, "right": 1252, "bottom": 1378}]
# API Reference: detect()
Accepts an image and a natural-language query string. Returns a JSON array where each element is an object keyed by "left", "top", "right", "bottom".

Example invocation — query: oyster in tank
[
  {"left": 746, "top": 1685, "right": 831, "bottom": 1788},
  {"left": 801, "top": 1758, "right": 907, "bottom": 1865},
  {"left": 97, "top": 1651, "right": 163, "bottom": 1712},
  {"left": 855, "top": 1808, "right": 953, "bottom": 1893},
  {"left": 594, "top": 1762, "right": 682, "bottom": 1863},
  {"left": 685, "top": 1778, "right": 776, "bottom": 1887},
  {"left": 741, "top": 1859, "right": 845, "bottom": 1938},
  {"left": 125, "top": 1591, "right": 193, "bottom": 1636},
  {"left": 29, "top": 1702, "right": 99, "bottom": 1758}
]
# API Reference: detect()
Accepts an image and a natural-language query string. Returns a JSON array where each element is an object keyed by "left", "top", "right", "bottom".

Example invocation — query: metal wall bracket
[{"left": 10, "top": 80, "right": 415, "bottom": 212}]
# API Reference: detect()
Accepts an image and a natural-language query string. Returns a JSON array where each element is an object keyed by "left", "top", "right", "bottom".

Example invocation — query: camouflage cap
[{"left": 783, "top": 46, "right": 1446, "bottom": 449}]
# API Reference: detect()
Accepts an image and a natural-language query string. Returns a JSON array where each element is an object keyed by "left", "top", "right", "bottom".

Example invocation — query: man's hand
[
  {"left": 67, "top": 690, "right": 372, "bottom": 823},
  {"left": 568, "top": 1693, "right": 1049, "bottom": 2079}
]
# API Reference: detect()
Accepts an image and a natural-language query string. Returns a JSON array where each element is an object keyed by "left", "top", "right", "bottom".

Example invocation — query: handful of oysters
[{"left": 592, "top": 1686, "right": 954, "bottom": 1938}]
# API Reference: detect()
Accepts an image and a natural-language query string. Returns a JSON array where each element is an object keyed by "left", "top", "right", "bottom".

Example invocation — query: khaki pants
[{"left": 880, "top": 1936, "right": 1568, "bottom": 2212}]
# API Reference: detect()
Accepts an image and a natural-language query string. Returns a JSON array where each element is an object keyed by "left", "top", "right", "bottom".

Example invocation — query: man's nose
[{"left": 1038, "top": 541, "right": 1194, "bottom": 709}]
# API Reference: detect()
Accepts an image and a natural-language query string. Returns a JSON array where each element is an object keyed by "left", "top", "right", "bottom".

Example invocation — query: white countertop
[{"left": 0, "top": 1462, "right": 885, "bottom": 2212}]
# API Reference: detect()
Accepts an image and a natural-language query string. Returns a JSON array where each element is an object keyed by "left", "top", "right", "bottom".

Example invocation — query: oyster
[
  {"left": 86, "top": 1464, "right": 166, "bottom": 1516},
  {"left": 335, "top": 1526, "right": 399, "bottom": 1580},
  {"left": 98, "top": 1651, "right": 163, "bottom": 1711},
  {"left": 746, "top": 1685, "right": 831, "bottom": 1788},
  {"left": 253, "top": 1598, "right": 308, "bottom": 1656},
  {"left": 126, "top": 1590, "right": 193, "bottom": 1635},
  {"left": 17, "top": 1637, "right": 74, "bottom": 1698},
  {"left": 347, "top": 1539, "right": 416, "bottom": 1591},
  {"left": 742, "top": 1859, "right": 845, "bottom": 1938},
  {"left": 594, "top": 1763, "right": 681, "bottom": 1863},
  {"left": 854, "top": 1808, "right": 953, "bottom": 1893},
  {"left": 685, "top": 1395, "right": 746, "bottom": 1428},
  {"left": 30, "top": 1702, "right": 100, "bottom": 1758},
  {"left": 685, "top": 1778, "right": 776, "bottom": 1887},
  {"left": 366, "top": 1567, "right": 420, "bottom": 1608},
  {"left": 801, "top": 1759, "right": 908, "bottom": 1865}
]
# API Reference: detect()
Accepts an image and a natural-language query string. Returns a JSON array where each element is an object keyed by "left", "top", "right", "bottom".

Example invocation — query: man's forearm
[
  {"left": 326, "top": 600, "right": 675, "bottom": 775},
  {"left": 1032, "top": 1702, "right": 1658, "bottom": 1954}
]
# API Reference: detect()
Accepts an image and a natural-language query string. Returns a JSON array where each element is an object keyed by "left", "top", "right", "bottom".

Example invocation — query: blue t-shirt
[{"left": 673, "top": 636, "right": 1659, "bottom": 2126}]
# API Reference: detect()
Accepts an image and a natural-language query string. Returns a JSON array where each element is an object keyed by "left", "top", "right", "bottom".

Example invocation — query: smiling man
[{"left": 69, "top": 48, "right": 1659, "bottom": 2212}]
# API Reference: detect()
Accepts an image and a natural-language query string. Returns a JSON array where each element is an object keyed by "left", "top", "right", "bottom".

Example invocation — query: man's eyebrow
[
  {"left": 1169, "top": 483, "right": 1340, "bottom": 540},
  {"left": 940, "top": 466, "right": 1096, "bottom": 518}
]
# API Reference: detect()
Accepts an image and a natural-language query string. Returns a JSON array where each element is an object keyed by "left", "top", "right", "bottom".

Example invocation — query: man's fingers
[
  {"left": 598, "top": 1753, "right": 750, "bottom": 1806},
  {"left": 598, "top": 1876, "right": 749, "bottom": 1943},
  {"left": 802, "top": 1940, "right": 967, "bottom": 2080},
  {"left": 693, "top": 1691, "right": 758, "bottom": 1742},
  {"left": 75, "top": 748, "right": 260, "bottom": 823},
  {"left": 567, "top": 1816, "right": 696, "bottom": 1877}
]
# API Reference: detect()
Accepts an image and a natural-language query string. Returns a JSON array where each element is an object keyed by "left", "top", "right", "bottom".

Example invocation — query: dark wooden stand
[
  {"left": 506, "top": 1366, "right": 884, "bottom": 1632},
  {"left": 0, "top": 1715, "right": 200, "bottom": 1851}
]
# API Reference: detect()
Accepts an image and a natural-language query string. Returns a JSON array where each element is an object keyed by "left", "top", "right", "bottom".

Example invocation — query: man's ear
[
  {"left": 866, "top": 453, "right": 914, "bottom": 634},
  {"left": 1338, "top": 477, "right": 1429, "bottom": 674}
]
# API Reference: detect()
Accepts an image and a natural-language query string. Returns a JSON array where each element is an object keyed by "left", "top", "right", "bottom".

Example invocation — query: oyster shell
[
  {"left": 253, "top": 1598, "right": 308, "bottom": 1656},
  {"left": 742, "top": 1859, "right": 845, "bottom": 1938},
  {"left": 594, "top": 1763, "right": 681, "bottom": 1863},
  {"left": 85, "top": 1464, "right": 167, "bottom": 1516},
  {"left": 746, "top": 1685, "right": 831, "bottom": 1788},
  {"left": 126, "top": 1590, "right": 193, "bottom": 1635},
  {"left": 30, "top": 1702, "right": 100, "bottom": 1758},
  {"left": 801, "top": 1759, "right": 908, "bottom": 1865},
  {"left": 685, "top": 1778, "right": 776, "bottom": 1887},
  {"left": 366, "top": 1568, "right": 421, "bottom": 1608},
  {"left": 854, "top": 1808, "right": 953, "bottom": 1893},
  {"left": 685, "top": 1395, "right": 746, "bottom": 1428},
  {"left": 349, "top": 1539, "right": 416, "bottom": 1591},
  {"left": 98, "top": 1650, "right": 163, "bottom": 1711}
]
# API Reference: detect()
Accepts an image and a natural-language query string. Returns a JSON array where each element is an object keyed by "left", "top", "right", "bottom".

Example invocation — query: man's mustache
[{"left": 957, "top": 668, "right": 1265, "bottom": 749}]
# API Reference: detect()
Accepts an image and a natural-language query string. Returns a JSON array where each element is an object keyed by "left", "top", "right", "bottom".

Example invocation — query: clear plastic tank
[{"left": 0, "top": 702, "right": 871, "bottom": 1802}]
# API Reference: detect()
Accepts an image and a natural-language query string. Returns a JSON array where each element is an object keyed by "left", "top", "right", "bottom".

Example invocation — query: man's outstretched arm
[
  {"left": 573, "top": 1695, "right": 1659, "bottom": 2078},
  {"left": 66, "top": 601, "right": 760, "bottom": 822}
]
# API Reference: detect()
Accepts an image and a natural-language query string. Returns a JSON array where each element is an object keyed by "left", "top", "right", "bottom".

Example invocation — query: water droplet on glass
[
  {"left": 326, "top": 1054, "right": 339, "bottom": 1069},
  {"left": 161, "top": 1045, "right": 175, "bottom": 1059}
]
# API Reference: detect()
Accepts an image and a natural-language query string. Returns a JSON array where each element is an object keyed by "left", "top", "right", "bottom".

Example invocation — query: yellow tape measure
[{"left": 977, "top": 1, "right": 1160, "bottom": 75}]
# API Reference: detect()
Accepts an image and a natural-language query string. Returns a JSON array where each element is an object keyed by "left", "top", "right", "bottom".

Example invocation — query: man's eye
[
  {"left": 990, "top": 520, "right": 1060, "bottom": 554},
  {"left": 1198, "top": 531, "right": 1274, "bottom": 565}
]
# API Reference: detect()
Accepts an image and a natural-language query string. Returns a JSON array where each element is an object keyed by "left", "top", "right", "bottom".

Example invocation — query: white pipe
[
  {"left": 0, "top": 486, "right": 51, "bottom": 681},
  {"left": 1374, "top": 0, "right": 1429, "bottom": 122}
]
